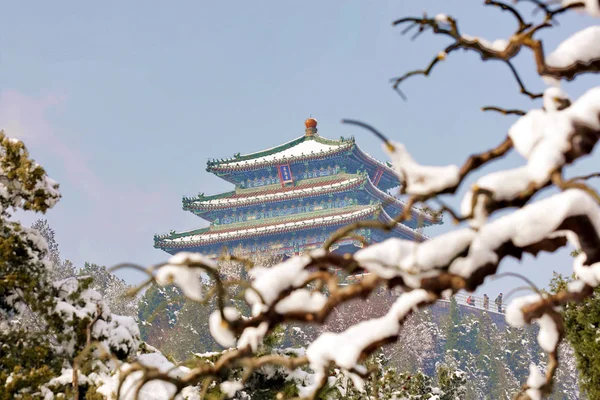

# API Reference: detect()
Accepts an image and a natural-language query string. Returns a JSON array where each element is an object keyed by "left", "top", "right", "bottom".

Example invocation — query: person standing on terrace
[{"left": 495, "top": 293, "right": 503, "bottom": 313}]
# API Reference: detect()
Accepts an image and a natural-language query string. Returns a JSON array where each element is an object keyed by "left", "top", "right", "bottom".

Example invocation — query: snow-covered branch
[
  {"left": 6, "top": 1, "right": 600, "bottom": 399},
  {"left": 391, "top": 1, "right": 600, "bottom": 99}
]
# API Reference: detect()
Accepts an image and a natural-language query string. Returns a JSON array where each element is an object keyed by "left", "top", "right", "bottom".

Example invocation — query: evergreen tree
[
  {"left": 474, "top": 312, "right": 518, "bottom": 399},
  {"left": 160, "top": 291, "right": 220, "bottom": 361},
  {"left": 0, "top": 131, "right": 140, "bottom": 398},
  {"left": 436, "top": 364, "right": 467, "bottom": 400},
  {"left": 443, "top": 296, "right": 463, "bottom": 359},
  {"left": 79, "top": 262, "right": 138, "bottom": 318},
  {"left": 502, "top": 326, "right": 532, "bottom": 385},
  {"left": 552, "top": 342, "right": 581, "bottom": 400},
  {"left": 137, "top": 282, "right": 185, "bottom": 348},
  {"left": 387, "top": 309, "right": 438, "bottom": 375},
  {"left": 30, "top": 218, "right": 76, "bottom": 280},
  {"left": 30, "top": 219, "right": 60, "bottom": 269},
  {"left": 549, "top": 272, "right": 599, "bottom": 399}
]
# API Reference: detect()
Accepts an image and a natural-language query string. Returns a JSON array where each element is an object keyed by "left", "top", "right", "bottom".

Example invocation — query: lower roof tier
[{"left": 154, "top": 204, "right": 427, "bottom": 254}]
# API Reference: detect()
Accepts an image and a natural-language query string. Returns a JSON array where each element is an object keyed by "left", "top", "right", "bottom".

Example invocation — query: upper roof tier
[
  {"left": 205, "top": 120, "right": 399, "bottom": 190},
  {"left": 206, "top": 134, "right": 354, "bottom": 171},
  {"left": 222, "top": 137, "right": 342, "bottom": 168}
]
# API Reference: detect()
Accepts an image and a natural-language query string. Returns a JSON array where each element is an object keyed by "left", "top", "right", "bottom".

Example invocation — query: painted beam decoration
[{"left": 154, "top": 118, "right": 442, "bottom": 258}]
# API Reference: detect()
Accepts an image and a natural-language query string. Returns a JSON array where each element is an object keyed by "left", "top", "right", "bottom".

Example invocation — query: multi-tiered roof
[{"left": 154, "top": 119, "right": 441, "bottom": 257}]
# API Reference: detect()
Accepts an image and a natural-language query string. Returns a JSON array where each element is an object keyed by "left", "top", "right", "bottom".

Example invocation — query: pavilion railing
[{"left": 438, "top": 292, "right": 506, "bottom": 314}]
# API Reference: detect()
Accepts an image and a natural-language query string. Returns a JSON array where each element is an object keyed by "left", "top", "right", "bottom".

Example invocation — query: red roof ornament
[
  {"left": 305, "top": 118, "right": 318, "bottom": 136},
  {"left": 305, "top": 118, "right": 318, "bottom": 128}
]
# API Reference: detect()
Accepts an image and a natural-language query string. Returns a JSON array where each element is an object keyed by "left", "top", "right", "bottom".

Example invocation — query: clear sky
[{"left": 1, "top": 1, "right": 598, "bottom": 298}]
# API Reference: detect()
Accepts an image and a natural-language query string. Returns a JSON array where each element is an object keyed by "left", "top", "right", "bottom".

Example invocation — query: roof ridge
[
  {"left": 183, "top": 190, "right": 236, "bottom": 205},
  {"left": 154, "top": 226, "right": 210, "bottom": 241},
  {"left": 353, "top": 144, "right": 397, "bottom": 180},
  {"left": 206, "top": 134, "right": 355, "bottom": 171},
  {"left": 212, "top": 135, "right": 307, "bottom": 165}
]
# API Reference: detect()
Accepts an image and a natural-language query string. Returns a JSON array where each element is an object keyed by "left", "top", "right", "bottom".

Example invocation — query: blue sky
[{"left": 1, "top": 1, "right": 598, "bottom": 298}]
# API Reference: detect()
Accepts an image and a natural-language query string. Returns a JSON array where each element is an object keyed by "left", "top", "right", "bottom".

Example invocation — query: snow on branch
[
  {"left": 384, "top": 142, "right": 461, "bottom": 196},
  {"left": 0, "top": 132, "right": 61, "bottom": 217},
  {"left": 353, "top": 189, "right": 600, "bottom": 293},
  {"left": 154, "top": 252, "right": 217, "bottom": 302},
  {"left": 545, "top": 26, "right": 600, "bottom": 84},
  {"left": 391, "top": 0, "right": 600, "bottom": 100},
  {"left": 304, "top": 289, "right": 435, "bottom": 395},
  {"left": 458, "top": 86, "right": 600, "bottom": 226},
  {"left": 105, "top": 2, "right": 600, "bottom": 399}
]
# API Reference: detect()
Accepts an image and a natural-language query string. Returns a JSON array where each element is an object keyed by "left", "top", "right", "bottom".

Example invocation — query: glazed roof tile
[
  {"left": 227, "top": 139, "right": 340, "bottom": 166},
  {"left": 206, "top": 135, "right": 352, "bottom": 171},
  {"left": 205, "top": 134, "right": 398, "bottom": 181}
]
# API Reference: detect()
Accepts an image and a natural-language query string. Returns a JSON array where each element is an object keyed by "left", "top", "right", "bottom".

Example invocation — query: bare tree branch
[{"left": 481, "top": 106, "right": 526, "bottom": 115}]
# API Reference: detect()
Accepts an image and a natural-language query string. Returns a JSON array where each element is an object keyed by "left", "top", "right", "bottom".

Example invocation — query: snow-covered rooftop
[{"left": 225, "top": 138, "right": 343, "bottom": 167}]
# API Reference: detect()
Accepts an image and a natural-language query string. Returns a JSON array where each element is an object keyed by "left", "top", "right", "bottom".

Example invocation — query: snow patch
[
  {"left": 225, "top": 139, "right": 342, "bottom": 167},
  {"left": 209, "top": 307, "right": 240, "bottom": 348},
  {"left": 274, "top": 289, "right": 327, "bottom": 314},
  {"left": 237, "top": 322, "right": 269, "bottom": 352},
  {"left": 155, "top": 252, "right": 216, "bottom": 301},
  {"left": 384, "top": 141, "right": 460, "bottom": 196}
]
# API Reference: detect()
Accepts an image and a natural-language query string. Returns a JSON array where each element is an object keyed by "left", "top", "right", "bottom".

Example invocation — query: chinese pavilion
[{"left": 154, "top": 119, "right": 441, "bottom": 258}]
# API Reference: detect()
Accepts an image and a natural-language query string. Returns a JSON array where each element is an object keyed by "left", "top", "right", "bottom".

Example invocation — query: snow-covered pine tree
[
  {"left": 386, "top": 309, "right": 437, "bottom": 374},
  {"left": 79, "top": 262, "right": 138, "bottom": 318},
  {"left": 0, "top": 131, "right": 142, "bottom": 398},
  {"left": 474, "top": 312, "right": 519, "bottom": 399},
  {"left": 159, "top": 290, "right": 220, "bottom": 362},
  {"left": 30, "top": 219, "right": 77, "bottom": 281},
  {"left": 137, "top": 282, "right": 185, "bottom": 348},
  {"left": 552, "top": 342, "right": 581, "bottom": 400},
  {"left": 30, "top": 219, "right": 60, "bottom": 270}
]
